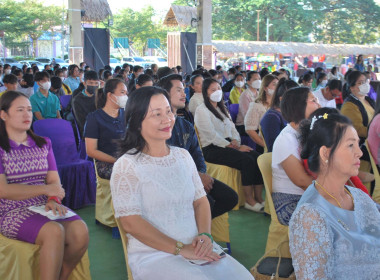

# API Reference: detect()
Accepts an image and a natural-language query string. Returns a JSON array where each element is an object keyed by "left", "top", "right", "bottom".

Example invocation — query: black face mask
[{"left": 86, "top": 85, "right": 98, "bottom": 95}]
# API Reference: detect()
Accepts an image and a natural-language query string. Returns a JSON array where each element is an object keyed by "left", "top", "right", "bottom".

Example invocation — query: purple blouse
[{"left": 0, "top": 135, "right": 57, "bottom": 184}]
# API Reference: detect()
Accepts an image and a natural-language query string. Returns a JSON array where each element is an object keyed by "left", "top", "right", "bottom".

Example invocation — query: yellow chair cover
[
  {"left": 206, "top": 162, "right": 245, "bottom": 210},
  {"left": 192, "top": 127, "right": 231, "bottom": 245},
  {"left": 115, "top": 218, "right": 134, "bottom": 280},
  {"left": 94, "top": 161, "right": 117, "bottom": 227},
  {"left": 259, "top": 126, "right": 270, "bottom": 215},
  {"left": 211, "top": 213, "right": 230, "bottom": 243},
  {"left": 0, "top": 233, "right": 91, "bottom": 280},
  {"left": 257, "top": 153, "right": 291, "bottom": 258},
  {"left": 365, "top": 140, "right": 380, "bottom": 202}
]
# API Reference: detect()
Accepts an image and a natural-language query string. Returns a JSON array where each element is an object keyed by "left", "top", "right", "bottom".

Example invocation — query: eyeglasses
[{"left": 308, "top": 97, "right": 320, "bottom": 104}]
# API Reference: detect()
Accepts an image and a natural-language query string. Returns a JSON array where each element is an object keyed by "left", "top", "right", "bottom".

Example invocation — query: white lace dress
[
  {"left": 111, "top": 147, "right": 254, "bottom": 280},
  {"left": 289, "top": 183, "right": 380, "bottom": 280}
]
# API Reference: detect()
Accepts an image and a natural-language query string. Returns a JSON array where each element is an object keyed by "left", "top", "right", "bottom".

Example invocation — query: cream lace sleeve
[
  {"left": 244, "top": 103, "right": 264, "bottom": 131},
  {"left": 289, "top": 204, "right": 333, "bottom": 279},
  {"left": 110, "top": 154, "right": 142, "bottom": 218}
]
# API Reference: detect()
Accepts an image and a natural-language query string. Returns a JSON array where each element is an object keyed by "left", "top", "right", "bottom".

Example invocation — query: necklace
[{"left": 315, "top": 180, "right": 354, "bottom": 209}]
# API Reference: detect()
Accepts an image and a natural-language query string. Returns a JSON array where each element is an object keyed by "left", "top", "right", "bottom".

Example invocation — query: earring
[{"left": 325, "top": 159, "right": 328, "bottom": 164}]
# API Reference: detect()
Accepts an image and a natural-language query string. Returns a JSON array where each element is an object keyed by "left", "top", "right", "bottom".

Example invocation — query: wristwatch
[{"left": 174, "top": 241, "right": 184, "bottom": 255}]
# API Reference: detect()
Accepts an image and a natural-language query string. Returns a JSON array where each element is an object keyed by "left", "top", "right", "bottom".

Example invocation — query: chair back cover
[
  {"left": 365, "top": 140, "right": 380, "bottom": 202},
  {"left": 229, "top": 104, "right": 239, "bottom": 123},
  {"left": 59, "top": 95, "right": 72, "bottom": 110},
  {"left": 257, "top": 153, "right": 277, "bottom": 221},
  {"left": 33, "top": 119, "right": 79, "bottom": 164}
]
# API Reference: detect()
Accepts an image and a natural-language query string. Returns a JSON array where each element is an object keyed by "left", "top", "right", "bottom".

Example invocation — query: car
[
  {"left": 121, "top": 56, "right": 150, "bottom": 69},
  {"left": 143, "top": 56, "right": 168, "bottom": 68},
  {"left": 19, "top": 60, "right": 44, "bottom": 68},
  {"left": 35, "top": 57, "right": 70, "bottom": 68},
  {"left": 0, "top": 58, "right": 23, "bottom": 69},
  {"left": 109, "top": 58, "right": 121, "bottom": 70}
]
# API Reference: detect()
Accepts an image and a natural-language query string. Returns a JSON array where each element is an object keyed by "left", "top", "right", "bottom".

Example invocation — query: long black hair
[
  {"left": 0, "top": 91, "right": 46, "bottom": 153},
  {"left": 202, "top": 78, "right": 230, "bottom": 122},
  {"left": 299, "top": 108, "right": 352, "bottom": 173},
  {"left": 96, "top": 79, "right": 125, "bottom": 109},
  {"left": 118, "top": 86, "right": 171, "bottom": 156}
]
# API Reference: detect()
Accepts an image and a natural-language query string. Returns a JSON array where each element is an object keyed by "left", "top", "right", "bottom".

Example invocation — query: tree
[
  {"left": 173, "top": 0, "right": 380, "bottom": 44},
  {"left": 0, "top": 0, "right": 62, "bottom": 56},
  {"left": 111, "top": 6, "right": 169, "bottom": 55}
]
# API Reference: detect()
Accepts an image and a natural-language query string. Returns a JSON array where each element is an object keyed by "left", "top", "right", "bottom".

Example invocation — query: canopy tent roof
[
  {"left": 81, "top": 0, "right": 112, "bottom": 22},
  {"left": 163, "top": 5, "right": 197, "bottom": 28},
  {"left": 212, "top": 40, "right": 380, "bottom": 56}
]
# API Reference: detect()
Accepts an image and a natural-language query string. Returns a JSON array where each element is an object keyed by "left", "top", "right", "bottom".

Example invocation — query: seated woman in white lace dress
[
  {"left": 110, "top": 86, "right": 254, "bottom": 280},
  {"left": 289, "top": 112, "right": 380, "bottom": 279}
]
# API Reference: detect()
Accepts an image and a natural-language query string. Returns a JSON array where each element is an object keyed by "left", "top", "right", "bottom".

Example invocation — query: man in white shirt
[{"left": 313, "top": 79, "right": 342, "bottom": 108}]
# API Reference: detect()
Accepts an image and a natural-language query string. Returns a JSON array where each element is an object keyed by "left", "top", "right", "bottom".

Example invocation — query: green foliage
[
  {"left": 173, "top": 0, "right": 380, "bottom": 44},
  {"left": 110, "top": 6, "right": 170, "bottom": 55},
  {"left": 0, "top": 0, "right": 62, "bottom": 54}
]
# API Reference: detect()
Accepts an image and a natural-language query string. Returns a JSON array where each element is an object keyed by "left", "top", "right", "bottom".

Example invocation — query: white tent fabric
[{"left": 212, "top": 40, "right": 380, "bottom": 56}]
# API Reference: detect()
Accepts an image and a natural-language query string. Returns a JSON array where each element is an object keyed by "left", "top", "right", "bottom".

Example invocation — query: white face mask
[
  {"left": 40, "top": 81, "right": 51, "bottom": 91},
  {"left": 321, "top": 80, "right": 328, "bottom": 86},
  {"left": 60, "top": 76, "right": 65, "bottom": 82},
  {"left": 217, "top": 79, "right": 222, "bottom": 84},
  {"left": 4, "top": 69, "right": 11, "bottom": 75},
  {"left": 267, "top": 88, "right": 275, "bottom": 95},
  {"left": 235, "top": 81, "right": 244, "bottom": 88},
  {"left": 210, "top": 90, "right": 223, "bottom": 102},
  {"left": 358, "top": 82, "right": 370, "bottom": 96},
  {"left": 251, "top": 80, "right": 261, "bottom": 89},
  {"left": 228, "top": 74, "right": 234, "bottom": 80},
  {"left": 112, "top": 95, "right": 128, "bottom": 108}
]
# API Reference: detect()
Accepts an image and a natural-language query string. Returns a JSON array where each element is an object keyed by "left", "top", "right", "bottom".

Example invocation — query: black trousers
[
  {"left": 207, "top": 179, "right": 238, "bottom": 219},
  {"left": 202, "top": 145, "right": 263, "bottom": 186}
]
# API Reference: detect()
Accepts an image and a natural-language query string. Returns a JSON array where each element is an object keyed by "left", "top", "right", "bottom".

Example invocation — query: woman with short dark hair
[{"left": 271, "top": 86, "right": 320, "bottom": 225}]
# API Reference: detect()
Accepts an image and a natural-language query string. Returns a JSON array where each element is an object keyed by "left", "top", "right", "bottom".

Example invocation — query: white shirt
[
  {"left": 189, "top": 92, "right": 204, "bottom": 116},
  {"left": 244, "top": 102, "right": 267, "bottom": 131},
  {"left": 236, "top": 88, "right": 256, "bottom": 125},
  {"left": 313, "top": 88, "right": 336, "bottom": 108},
  {"left": 110, "top": 147, "right": 254, "bottom": 280},
  {"left": 272, "top": 124, "right": 305, "bottom": 195},
  {"left": 195, "top": 103, "right": 240, "bottom": 148}
]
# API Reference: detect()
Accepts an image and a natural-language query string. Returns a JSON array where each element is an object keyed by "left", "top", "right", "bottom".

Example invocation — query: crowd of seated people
[{"left": 0, "top": 56, "right": 379, "bottom": 279}]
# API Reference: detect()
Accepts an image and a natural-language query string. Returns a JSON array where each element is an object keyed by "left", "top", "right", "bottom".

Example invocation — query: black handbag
[{"left": 250, "top": 241, "right": 296, "bottom": 280}]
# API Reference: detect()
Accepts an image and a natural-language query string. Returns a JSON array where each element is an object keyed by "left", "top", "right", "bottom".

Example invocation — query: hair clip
[
  {"left": 310, "top": 113, "right": 328, "bottom": 130},
  {"left": 310, "top": 116, "right": 318, "bottom": 130}
]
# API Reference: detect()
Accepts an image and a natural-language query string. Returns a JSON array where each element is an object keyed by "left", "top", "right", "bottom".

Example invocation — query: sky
[{"left": 106, "top": 0, "right": 175, "bottom": 13}]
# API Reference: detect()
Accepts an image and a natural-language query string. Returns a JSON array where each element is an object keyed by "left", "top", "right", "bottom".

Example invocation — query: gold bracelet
[{"left": 174, "top": 241, "right": 184, "bottom": 255}]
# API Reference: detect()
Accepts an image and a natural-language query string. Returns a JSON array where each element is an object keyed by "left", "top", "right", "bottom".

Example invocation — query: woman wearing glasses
[
  {"left": 271, "top": 87, "right": 320, "bottom": 225},
  {"left": 110, "top": 86, "right": 253, "bottom": 279}
]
